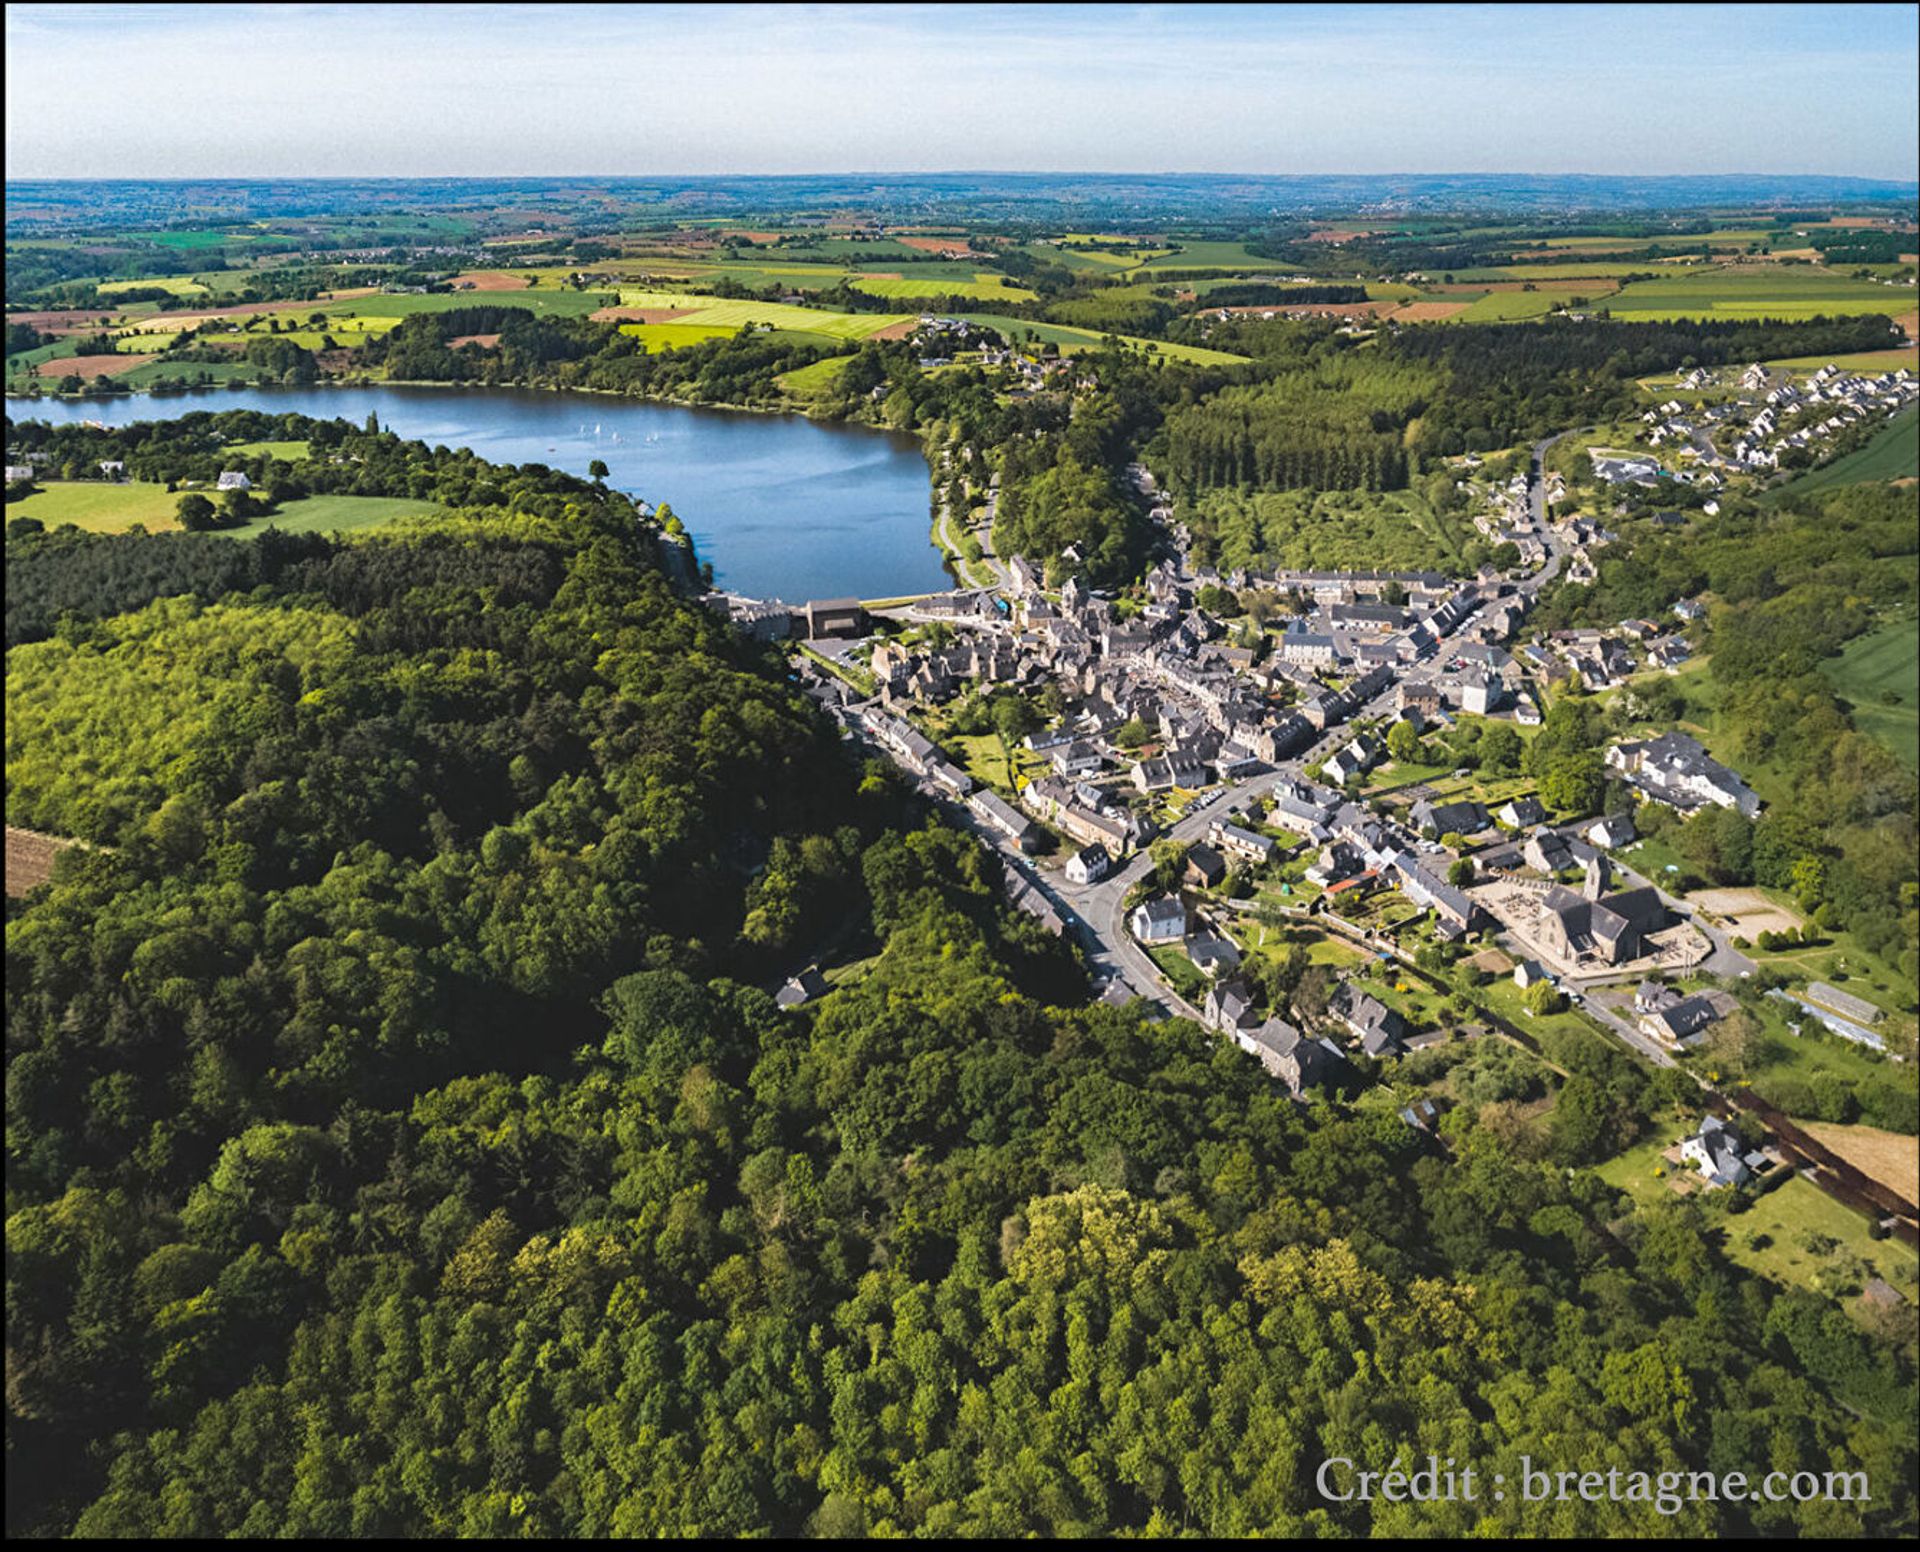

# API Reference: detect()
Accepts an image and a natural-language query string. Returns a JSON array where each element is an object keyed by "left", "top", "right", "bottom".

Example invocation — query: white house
[
  {"left": 1129, "top": 896, "right": 1187, "bottom": 944},
  {"left": 1681, "top": 1115, "right": 1757, "bottom": 1189},
  {"left": 1064, "top": 844, "right": 1111, "bottom": 885},
  {"left": 216, "top": 470, "right": 252, "bottom": 491}
]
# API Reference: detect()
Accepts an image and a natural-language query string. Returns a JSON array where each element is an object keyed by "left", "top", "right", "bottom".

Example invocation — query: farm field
[
  {"left": 616, "top": 321, "right": 741, "bottom": 350},
  {"left": 1798, "top": 1122, "right": 1920, "bottom": 1201},
  {"left": 649, "top": 297, "right": 912, "bottom": 339},
  {"left": 1458, "top": 288, "right": 1608, "bottom": 322},
  {"left": 1761, "top": 346, "right": 1920, "bottom": 375},
  {"left": 851, "top": 275, "right": 1037, "bottom": 302},
  {"left": 1603, "top": 265, "right": 1909, "bottom": 320},
  {"left": 1765, "top": 404, "right": 1919, "bottom": 501},
  {"left": 96, "top": 276, "right": 208, "bottom": 296},
  {"left": 6, "top": 480, "right": 186, "bottom": 532},
  {"left": 1129, "top": 240, "right": 1291, "bottom": 273},
  {"left": 1820, "top": 616, "right": 1919, "bottom": 771}
]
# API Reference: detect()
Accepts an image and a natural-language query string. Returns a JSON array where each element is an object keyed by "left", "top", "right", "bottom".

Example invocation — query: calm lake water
[{"left": 6, "top": 384, "right": 947, "bottom": 602}]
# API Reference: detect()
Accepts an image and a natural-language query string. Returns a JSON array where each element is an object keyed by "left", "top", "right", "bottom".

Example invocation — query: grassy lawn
[
  {"left": 776, "top": 355, "right": 854, "bottom": 401},
  {"left": 1596, "top": 1119, "right": 1693, "bottom": 1206},
  {"left": 223, "top": 439, "right": 311, "bottom": 461},
  {"left": 1230, "top": 918, "right": 1367, "bottom": 969},
  {"left": 1598, "top": 1125, "right": 1920, "bottom": 1307},
  {"left": 1718, "top": 1176, "right": 1919, "bottom": 1305},
  {"left": 944, "top": 732, "right": 1046, "bottom": 794},
  {"left": 220, "top": 494, "right": 443, "bottom": 537},
  {"left": 1147, "top": 944, "right": 1207, "bottom": 1000},
  {"left": 1820, "top": 615, "right": 1918, "bottom": 772},
  {"left": 8, "top": 480, "right": 185, "bottom": 532}
]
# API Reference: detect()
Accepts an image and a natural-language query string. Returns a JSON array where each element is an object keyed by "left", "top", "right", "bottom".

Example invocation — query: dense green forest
[{"left": 6, "top": 426, "right": 1915, "bottom": 1536}]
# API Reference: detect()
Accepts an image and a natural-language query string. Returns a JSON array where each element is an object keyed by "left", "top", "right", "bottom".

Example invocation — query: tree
[
  {"left": 588, "top": 459, "right": 609, "bottom": 480},
  {"left": 1386, "top": 719, "right": 1423, "bottom": 765},
  {"left": 176, "top": 493, "right": 218, "bottom": 532},
  {"left": 1479, "top": 723, "right": 1523, "bottom": 777},
  {"left": 1538, "top": 751, "right": 1606, "bottom": 816},
  {"left": 1525, "top": 979, "right": 1566, "bottom": 1016}
]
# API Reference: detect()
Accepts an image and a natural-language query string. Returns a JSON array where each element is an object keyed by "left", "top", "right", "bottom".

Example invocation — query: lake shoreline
[{"left": 7, "top": 383, "right": 950, "bottom": 603}]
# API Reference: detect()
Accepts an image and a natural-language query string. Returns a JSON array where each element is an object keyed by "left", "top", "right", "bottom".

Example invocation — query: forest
[{"left": 7, "top": 422, "right": 1916, "bottom": 1536}]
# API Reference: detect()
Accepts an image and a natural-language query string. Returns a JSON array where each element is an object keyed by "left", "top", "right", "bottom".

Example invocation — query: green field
[
  {"left": 1822, "top": 616, "right": 1920, "bottom": 771},
  {"left": 851, "top": 275, "right": 1037, "bottom": 303},
  {"left": 775, "top": 355, "right": 854, "bottom": 401},
  {"left": 1761, "top": 347, "right": 1920, "bottom": 376},
  {"left": 1721, "top": 1176, "right": 1918, "bottom": 1305},
  {"left": 112, "top": 360, "right": 265, "bottom": 390},
  {"left": 5, "top": 482, "right": 440, "bottom": 538},
  {"left": 1130, "top": 240, "right": 1292, "bottom": 274},
  {"left": 218, "top": 494, "right": 444, "bottom": 537},
  {"left": 223, "top": 439, "right": 312, "bottom": 461},
  {"left": 659, "top": 298, "right": 912, "bottom": 339},
  {"left": 7, "top": 480, "right": 187, "bottom": 532},
  {"left": 952, "top": 312, "right": 1245, "bottom": 365},
  {"left": 1457, "top": 290, "right": 1592, "bottom": 322},
  {"left": 96, "top": 276, "right": 208, "bottom": 297},
  {"left": 617, "top": 321, "right": 741, "bottom": 350},
  {"left": 1603, "top": 265, "right": 1908, "bottom": 321},
  {"left": 1764, "top": 404, "right": 1919, "bottom": 501}
]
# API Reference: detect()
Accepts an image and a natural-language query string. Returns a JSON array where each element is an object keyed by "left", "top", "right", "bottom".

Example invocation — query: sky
[{"left": 6, "top": 2, "right": 1918, "bottom": 182}]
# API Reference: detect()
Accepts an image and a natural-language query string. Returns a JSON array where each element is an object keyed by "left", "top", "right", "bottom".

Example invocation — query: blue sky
[{"left": 6, "top": 3, "right": 1917, "bottom": 180}]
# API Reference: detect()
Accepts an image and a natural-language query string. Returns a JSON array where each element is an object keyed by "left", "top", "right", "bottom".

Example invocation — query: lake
[{"left": 5, "top": 384, "right": 948, "bottom": 602}]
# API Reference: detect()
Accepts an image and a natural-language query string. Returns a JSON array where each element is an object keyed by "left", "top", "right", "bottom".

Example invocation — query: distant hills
[{"left": 8, "top": 171, "right": 1918, "bottom": 231}]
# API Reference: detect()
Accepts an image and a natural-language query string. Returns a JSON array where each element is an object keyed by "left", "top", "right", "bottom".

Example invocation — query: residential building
[
  {"left": 1064, "top": 844, "right": 1111, "bottom": 885},
  {"left": 1130, "top": 896, "right": 1187, "bottom": 944},
  {"left": 1681, "top": 1115, "right": 1759, "bottom": 1189}
]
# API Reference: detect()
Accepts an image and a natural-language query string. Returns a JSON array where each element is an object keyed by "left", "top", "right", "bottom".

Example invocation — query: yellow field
[{"left": 1799, "top": 1123, "right": 1920, "bottom": 1200}]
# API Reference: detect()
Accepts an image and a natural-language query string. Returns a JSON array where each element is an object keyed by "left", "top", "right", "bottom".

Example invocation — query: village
[{"left": 726, "top": 421, "right": 1889, "bottom": 1201}]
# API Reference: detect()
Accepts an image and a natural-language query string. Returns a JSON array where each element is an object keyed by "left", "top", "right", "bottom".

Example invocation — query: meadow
[
  {"left": 8, "top": 481, "right": 187, "bottom": 532},
  {"left": 616, "top": 321, "right": 742, "bottom": 350},
  {"left": 1765, "top": 403, "right": 1918, "bottom": 501},
  {"left": 220, "top": 494, "right": 445, "bottom": 537},
  {"left": 1820, "top": 615, "right": 1919, "bottom": 771},
  {"left": 1761, "top": 346, "right": 1920, "bottom": 375},
  {"left": 851, "top": 275, "right": 1038, "bottom": 303},
  {"left": 774, "top": 355, "right": 854, "bottom": 401},
  {"left": 1603, "top": 265, "right": 1909, "bottom": 321}
]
